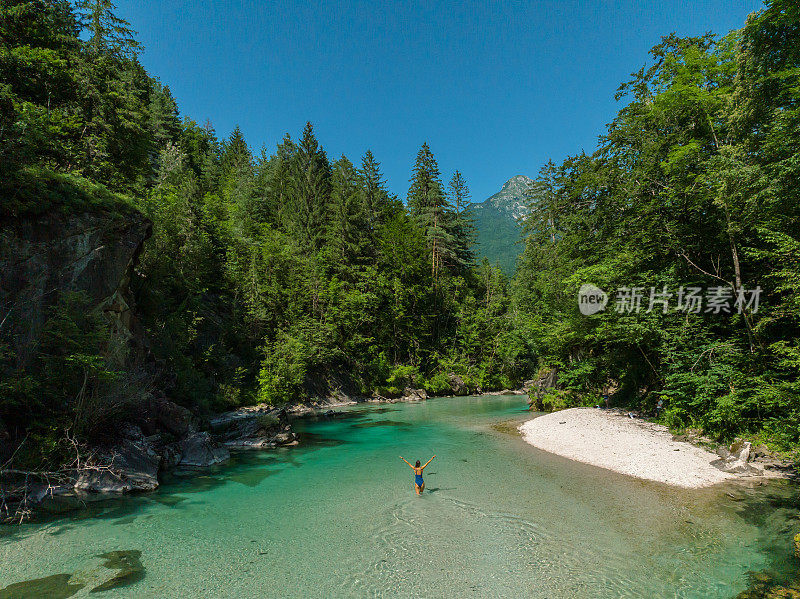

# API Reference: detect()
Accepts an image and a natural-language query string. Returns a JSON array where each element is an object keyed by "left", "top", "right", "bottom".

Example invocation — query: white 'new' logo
[{"left": 578, "top": 284, "right": 608, "bottom": 315}]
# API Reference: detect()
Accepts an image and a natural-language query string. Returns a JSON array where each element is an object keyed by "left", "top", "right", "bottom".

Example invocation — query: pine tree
[
  {"left": 406, "top": 143, "right": 444, "bottom": 216},
  {"left": 523, "top": 160, "right": 561, "bottom": 244},
  {"left": 147, "top": 82, "right": 181, "bottom": 183},
  {"left": 220, "top": 126, "right": 255, "bottom": 236},
  {"left": 266, "top": 134, "right": 298, "bottom": 232},
  {"left": 221, "top": 126, "right": 251, "bottom": 173},
  {"left": 328, "top": 157, "right": 369, "bottom": 269},
  {"left": 76, "top": 0, "right": 141, "bottom": 57},
  {"left": 287, "top": 122, "right": 331, "bottom": 252},
  {"left": 447, "top": 170, "right": 476, "bottom": 271},
  {"left": 0, "top": 0, "right": 81, "bottom": 187},
  {"left": 359, "top": 150, "right": 391, "bottom": 227},
  {"left": 407, "top": 144, "right": 468, "bottom": 283},
  {"left": 179, "top": 117, "right": 220, "bottom": 193}
]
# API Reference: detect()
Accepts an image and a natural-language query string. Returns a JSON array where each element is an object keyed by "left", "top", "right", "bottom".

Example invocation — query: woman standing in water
[{"left": 400, "top": 455, "right": 435, "bottom": 495}]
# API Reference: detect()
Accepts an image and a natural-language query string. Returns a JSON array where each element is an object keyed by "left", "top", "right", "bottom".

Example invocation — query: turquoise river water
[{"left": 1, "top": 395, "right": 799, "bottom": 598}]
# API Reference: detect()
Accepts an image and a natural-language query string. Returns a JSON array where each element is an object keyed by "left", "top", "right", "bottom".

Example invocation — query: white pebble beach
[{"left": 518, "top": 408, "right": 737, "bottom": 488}]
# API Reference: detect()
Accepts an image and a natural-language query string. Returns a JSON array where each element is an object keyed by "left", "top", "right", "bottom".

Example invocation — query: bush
[
  {"left": 539, "top": 388, "right": 578, "bottom": 412},
  {"left": 1, "top": 167, "right": 135, "bottom": 218},
  {"left": 424, "top": 371, "right": 451, "bottom": 395},
  {"left": 661, "top": 405, "right": 689, "bottom": 430},
  {"left": 386, "top": 364, "right": 419, "bottom": 390},
  {"left": 214, "top": 367, "right": 249, "bottom": 410},
  {"left": 256, "top": 334, "right": 310, "bottom": 405}
]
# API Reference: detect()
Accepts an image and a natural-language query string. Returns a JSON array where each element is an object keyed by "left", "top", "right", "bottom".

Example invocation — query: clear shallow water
[{"left": 1, "top": 395, "right": 799, "bottom": 598}]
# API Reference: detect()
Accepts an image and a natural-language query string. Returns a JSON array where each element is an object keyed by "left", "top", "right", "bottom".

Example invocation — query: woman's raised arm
[
  {"left": 422, "top": 455, "right": 436, "bottom": 469},
  {"left": 399, "top": 456, "right": 414, "bottom": 469}
]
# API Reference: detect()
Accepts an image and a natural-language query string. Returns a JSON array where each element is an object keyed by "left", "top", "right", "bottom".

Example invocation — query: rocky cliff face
[
  {"left": 0, "top": 210, "right": 152, "bottom": 367},
  {"left": 470, "top": 175, "right": 533, "bottom": 274},
  {"left": 0, "top": 210, "right": 299, "bottom": 520}
]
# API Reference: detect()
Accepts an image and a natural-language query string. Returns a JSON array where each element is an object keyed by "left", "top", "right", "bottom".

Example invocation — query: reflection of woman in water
[{"left": 400, "top": 455, "right": 435, "bottom": 495}]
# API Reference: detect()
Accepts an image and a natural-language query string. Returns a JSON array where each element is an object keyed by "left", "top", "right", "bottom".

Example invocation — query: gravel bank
[{"left": 519, "top": 408, "right": 736, "bottom": 488}]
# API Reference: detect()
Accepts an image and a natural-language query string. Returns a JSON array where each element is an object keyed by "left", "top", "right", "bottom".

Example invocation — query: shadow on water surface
[
  {"left": 0, "top": 494, "right": 153, "bottom": 535},
  {"left": 227, "top": 468, "right": 280, "bottom": 488},
  {"left": 149, "top": 494, "right": 188, "bottom": 507},
  {"left": 161, "top": 473, "right": 227, "bottom": 494},
  {"left": 302, "top": 410, "right": 369, "bottom": 423},
  {"left": 294, "top": 430, "right": 348, "bottom": 449}
]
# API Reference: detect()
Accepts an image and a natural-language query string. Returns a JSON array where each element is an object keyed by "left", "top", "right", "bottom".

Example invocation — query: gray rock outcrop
[
  {"left": 447, "top": 373, "right": 469, "bottom": 396},
  {"left": 711, "top": 440, "right": 764, "bottom": 475},
  {"left": 177, "top": 432, "right": 230, "bottom": 468},
  {"left": 0, "top": 210, "right": 152, "bottom": 367},
  {"left": 74, "top": 437, "right": 161, "bottom": 493},
  {"left": 402, "top": 388, "right": 428, "bottom": 401},
  {"left": 210, "top": 406, "right": 298, "bottom": 449}
]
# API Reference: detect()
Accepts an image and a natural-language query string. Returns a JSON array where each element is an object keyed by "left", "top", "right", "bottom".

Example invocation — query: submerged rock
[
  {"left": 736, "top": 571, "right": 800, "bottom": 598},
  {"left": 0, "top": 573, "right": 84, "bottom": 598},
  {"left": 1, "top": 550, "right": 147, "bottom": 597},
  {"left": 88, "top": 550, "right": 145, "bottom": 592}
]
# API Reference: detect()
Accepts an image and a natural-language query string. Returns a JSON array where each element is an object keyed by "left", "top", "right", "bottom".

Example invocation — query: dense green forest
[
  {"left": 0, "top": 0, "right": 528, "bottom": 467},
  {"left": 516, "top": 0, "right": 800, "bottom": 449},
  {"left": 1, "top": 0, "right": 798, "bottom": 471}
]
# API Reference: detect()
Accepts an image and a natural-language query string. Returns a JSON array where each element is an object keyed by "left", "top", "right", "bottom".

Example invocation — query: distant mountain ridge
[{"left": 470, "top": 175, "right": 533, "bottom": 274}]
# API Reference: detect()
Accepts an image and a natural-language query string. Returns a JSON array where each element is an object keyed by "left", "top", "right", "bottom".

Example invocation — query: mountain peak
[
  {"left": 484, "top": 175, "right": 533, "bottom": 216},
  {"left": 469, "top": 175, "right": 533, "bottom": 274},
  {"left": 501, "top": 175, "right": 534, "bottom": 191}
]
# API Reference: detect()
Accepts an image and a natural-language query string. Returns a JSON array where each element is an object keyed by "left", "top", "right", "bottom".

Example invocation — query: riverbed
[{"left": 1, "top": 395, "right": 798, "bottom": 597}]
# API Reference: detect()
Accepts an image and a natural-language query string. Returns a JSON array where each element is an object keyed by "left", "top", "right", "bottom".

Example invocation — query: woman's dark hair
[{"left": 415, "top": 460, "right": 421, "bottom": 467}]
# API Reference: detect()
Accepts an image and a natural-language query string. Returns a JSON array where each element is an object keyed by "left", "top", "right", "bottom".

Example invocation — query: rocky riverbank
[{"left": 0, "top": 396, "right": 300, "bottom": 523}]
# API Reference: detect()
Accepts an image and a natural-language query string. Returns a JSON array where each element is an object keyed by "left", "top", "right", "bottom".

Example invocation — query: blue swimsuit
[{"left": 415, "top": 473, "right": 424, "bottom": 486}]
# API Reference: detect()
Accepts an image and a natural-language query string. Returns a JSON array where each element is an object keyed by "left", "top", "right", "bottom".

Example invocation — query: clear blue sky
[{"left": 118, "top": 0, "right": 764, "bottom": 203}]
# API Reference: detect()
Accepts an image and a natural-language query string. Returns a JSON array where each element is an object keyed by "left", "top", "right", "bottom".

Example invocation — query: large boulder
[
  {"left": 402, "top": 388, "right": 428, "bottom": 402},
  {"left": 177, "top": 432, "right": 230, "bottom": 468},
  {"left": 447, "top": 373, "right": 469, "bottom": 396},
  {"left": 711, "top": 440, "right": 763, "bottom": 475},
  {"left": 527, "top": 367, "right": 559, "bottom": 410},
  {"left": 139, "top": 396, "right": 199, "bottom": 438},
  {"left": 211, "top": 407, "right": 298, "bottom": 449},
  {"left": 74, "top": 438, "right": 160, "bottom": 493},
  {"left": 730, "top": 440, "right": 752, "bottom": 463}
]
